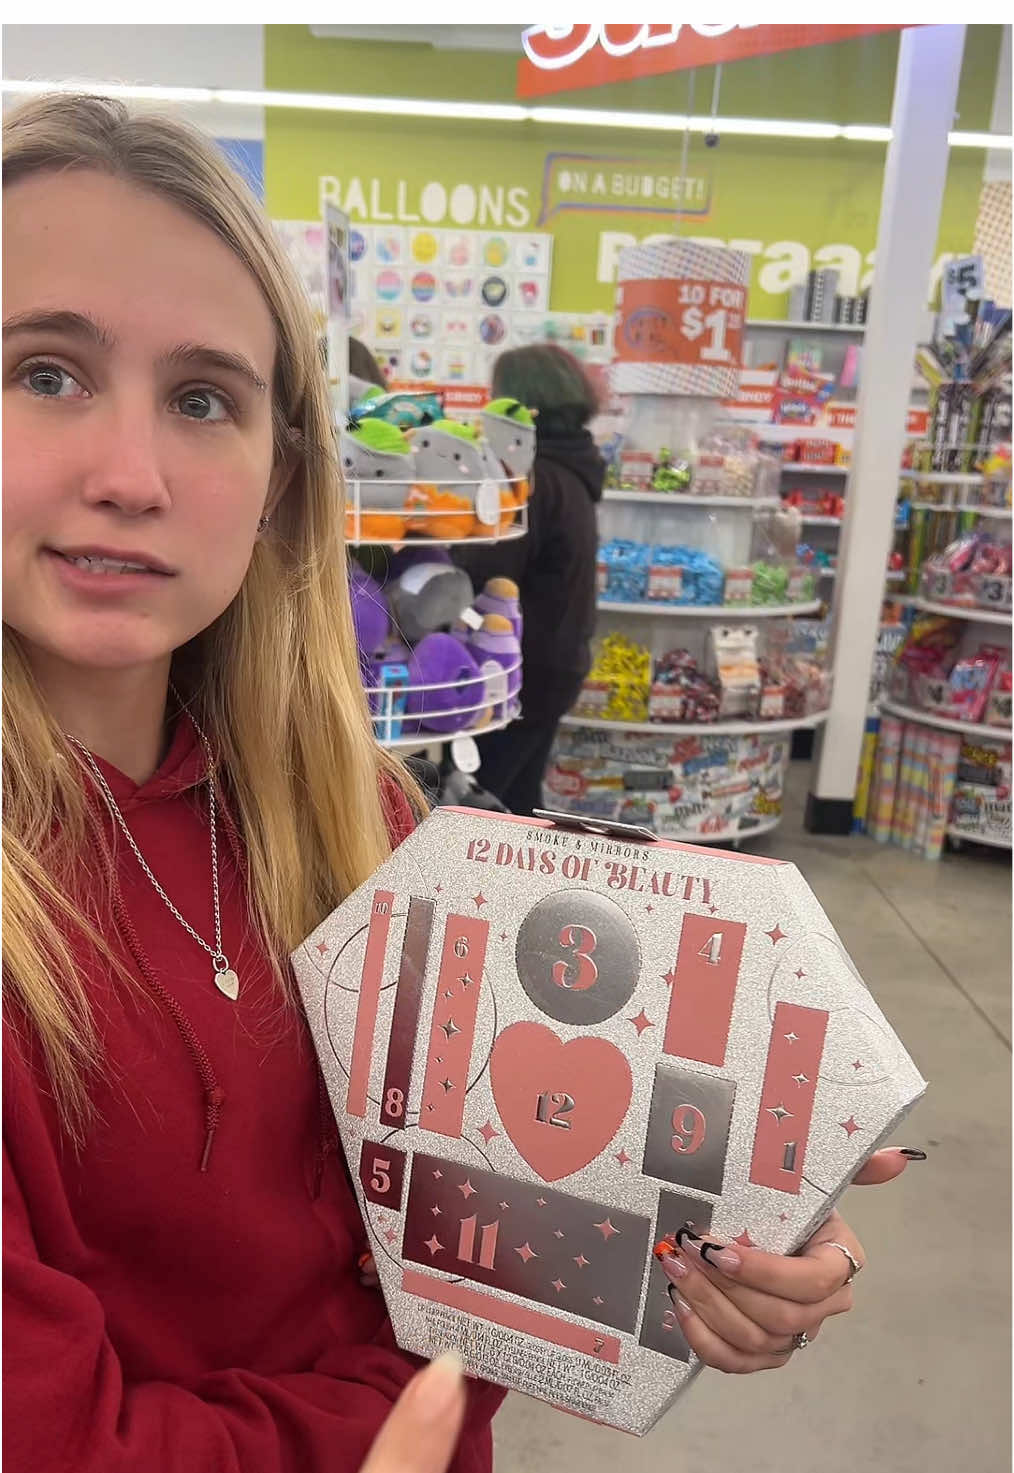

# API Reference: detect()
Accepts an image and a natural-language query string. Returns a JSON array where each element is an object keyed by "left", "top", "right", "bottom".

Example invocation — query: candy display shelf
[
  {"left": 601, "top": 490, "right": 780, "bottom": 509},
  {"left": 945, "top": 825, "right": 1011, "bottom": 851},
  {"left": 908, "top": 598, "right": 1011, "bottom": 625},
  {"left": 898, "top": 470, "right": 986, "bottom": 486},
  {"left": 908, "top": 501, "right": 1011, "bottom": 519},
  {"left": 560, "top": 711, "right": 828, "bottom": 738},
  {"left": 780, "top": 464, "right": 848, "bottom": 476},
  {"left": 596, "top": 600, "right": 821, "bottom": 619},
  {"left": 880, "top": 700, "right": 1012, "bottom": 740},
  {"left": 746, "top": 318, "right": 865, "bottom": 334}
]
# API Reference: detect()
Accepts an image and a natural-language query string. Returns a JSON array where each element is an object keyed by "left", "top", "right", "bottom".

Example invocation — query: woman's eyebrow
[
  {"left": 161, "top": 343, "right": 268, "bottom": 394},
  {"left": 3, "top": 309, "right": 115, "bottom": 346}
]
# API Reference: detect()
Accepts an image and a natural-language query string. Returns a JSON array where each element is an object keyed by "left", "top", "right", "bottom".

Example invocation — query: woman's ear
[{"left": 263, "top": 443, "right": 299, "bottom": 523}]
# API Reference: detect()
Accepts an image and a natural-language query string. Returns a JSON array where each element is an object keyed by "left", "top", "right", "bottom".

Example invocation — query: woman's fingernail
[
  {"left": 675, "top": 1224, "right": 701, "bottom": 1250},
  {"left": 357, "top": 1251, "right": 374, "bottom": 1271},
  {"left": 415, "top": 1350, "right": 465, "bottom": 1424},
  {"left": 681, "top": 1233, "right": 742, "bottom": 1274},
  {"left": 897, "top": 1148, "right": 928, "bottom": 1161},
  {"left": 661, "top": 1253, "right": 689, "bottom": 1281}
]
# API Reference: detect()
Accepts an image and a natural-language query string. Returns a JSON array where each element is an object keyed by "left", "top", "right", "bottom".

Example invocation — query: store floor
[{"left": 493, "top": 761, "right": 1011, "bottom": 1473}]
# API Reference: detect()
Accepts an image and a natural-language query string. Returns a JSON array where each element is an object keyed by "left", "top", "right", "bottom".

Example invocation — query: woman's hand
[
  {"left": 361, "top": 1352, "right": 466, "bottom": 1473},
  {"left": 657, "top": 1146, "right": 925, "bottom": 1374}
]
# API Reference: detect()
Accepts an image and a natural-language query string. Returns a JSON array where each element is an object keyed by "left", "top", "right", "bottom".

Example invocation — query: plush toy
[
  {"left": 405, "top": 419, "right": 485, "bottom": 539},
  {"left": 348, "top": 563, "right": 391, "bottom": 680},
  {"left": 405, "top": 633, "right": 489, "bottom": 734},
  {"left": 473, "top": 576, "right": 523, "bottom": 642},
  {"left": 473, "top": 438, "right": 520, "bottom": 536},
  {"left": 386, "top": 546, "right": 475, "bottom": 646},
  {"left": 340, "top": 419, "right": 414, "bottom": 542},
  {"left": 462, "top": 614, "right": 523, "bottom": 721},
  {"left": 481, "top": 397, "right": 536, "bottom": 504}
]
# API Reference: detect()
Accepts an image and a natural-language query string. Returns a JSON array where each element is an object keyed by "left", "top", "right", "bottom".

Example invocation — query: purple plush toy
[
  {"left": 405, "top": 633, "right": 488, "bottom": 734},
  {"left": 464, "top": 614, "right": 523, "bottom": 720},
  {"left": 349, "top": 563, "right": 391, "bottom": 685}
]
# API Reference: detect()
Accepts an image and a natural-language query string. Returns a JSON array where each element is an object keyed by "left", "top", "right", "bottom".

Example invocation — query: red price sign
[{"left": 615, "top": 277, "right": 746, "bottom": 369}]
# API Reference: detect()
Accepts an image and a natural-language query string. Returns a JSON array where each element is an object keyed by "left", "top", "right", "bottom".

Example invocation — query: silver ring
[
  {"left": 792, "top": 1331, "right": 811, "bottom": 1350},
  {"left": 828, "top": 1241, "right": 862, "bottom": 1284}
]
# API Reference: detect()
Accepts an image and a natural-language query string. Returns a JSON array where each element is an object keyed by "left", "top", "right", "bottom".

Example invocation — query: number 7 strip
[
  {"left": 347, "top": 890, "right": 395, "bottom": 1118},
  {"left": 420, "top": 914, "right": 490, "bottom": 1139},
  {"left": 749, "top": 1001, "right": 828, "bottom": 1194},
  {"left": 662, "top": 915, "right": 746, "bottom": 1068},
  {"left": 380, "top": 897, "right": 437, "bottom": 1127}
]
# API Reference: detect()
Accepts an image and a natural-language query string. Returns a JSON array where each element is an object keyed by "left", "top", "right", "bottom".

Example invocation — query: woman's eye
[
  {"left": 21, "top": 362, "right": 85, "bottom": 400},
  {"left": 175, "top": 388, "right": 232, "bottom": 423}
]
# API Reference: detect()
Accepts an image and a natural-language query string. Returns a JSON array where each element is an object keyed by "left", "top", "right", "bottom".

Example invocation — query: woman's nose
[{"left": 79, "top": 402, "right": 172, "bottom": 518}]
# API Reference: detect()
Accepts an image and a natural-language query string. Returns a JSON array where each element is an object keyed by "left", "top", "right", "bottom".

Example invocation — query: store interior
[{"left": 3, "top": 21, "right": 1011, "bottom": 1472}]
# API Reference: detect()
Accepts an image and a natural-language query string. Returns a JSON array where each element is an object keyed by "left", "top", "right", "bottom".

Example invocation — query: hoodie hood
[{"left": 534, "top": 425, "right": 606, "bottom": 504}]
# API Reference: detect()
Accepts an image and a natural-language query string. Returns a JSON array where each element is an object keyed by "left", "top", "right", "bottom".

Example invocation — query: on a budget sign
[{"left": 517, "top": 24, "right": 914, "bottom": 98}]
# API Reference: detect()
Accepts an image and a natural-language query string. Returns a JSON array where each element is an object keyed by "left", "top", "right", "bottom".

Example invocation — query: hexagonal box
[{"left": 292, "top": 807, "right": 925, "bottom": 1435}]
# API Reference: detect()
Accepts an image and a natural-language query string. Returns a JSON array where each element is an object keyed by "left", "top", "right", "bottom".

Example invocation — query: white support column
[{"left": 806, "top": 23, "right": 967, "bottom": 834}]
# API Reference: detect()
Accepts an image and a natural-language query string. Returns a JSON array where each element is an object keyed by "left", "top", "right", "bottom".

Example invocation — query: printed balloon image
[
  {"left": 349, "top": 229, "right": 368, "bottom": 263},
  {"left": 480, "top": 313, "right": 507, "bottom": 346},
  {"left": 376, "top": 269, "right": 403, "bottom": 302},
  {"left": 411, "top": 231, "right": 439, "bottom": 263},
  {"left": 483, "top": 235, "right": 509, "bottom": 267},
  {"left": 481, "top": 276, "right": 509, "bottom": 308},
  {"left": 375, "top": 235, "right": 403, "bottom": 264},
  {"left": 411, "top": 271, "right": 437, "bottom": 302}
]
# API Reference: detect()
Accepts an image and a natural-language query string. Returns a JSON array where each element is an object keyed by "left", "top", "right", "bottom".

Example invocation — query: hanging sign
[
  {"left": 518, "top": 25, "right": 915, "bottom": 99},
  {"left": 612, "top": 239, "right": 750, "bottom": 398}
]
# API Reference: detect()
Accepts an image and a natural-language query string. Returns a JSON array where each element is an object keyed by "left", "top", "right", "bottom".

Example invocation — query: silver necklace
[{"left": 66, "top": 721, "right": 240, "bottom": 1001}]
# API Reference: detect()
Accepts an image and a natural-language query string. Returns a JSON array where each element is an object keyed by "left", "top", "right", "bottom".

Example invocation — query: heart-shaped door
[{"left": 489, "top": 1022, "right": 632, "bottom": 1182}]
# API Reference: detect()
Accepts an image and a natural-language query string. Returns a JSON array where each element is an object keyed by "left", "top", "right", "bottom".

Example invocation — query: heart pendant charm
[{"left": 215, "top": 967, "right": 240, "bottom": 1001}]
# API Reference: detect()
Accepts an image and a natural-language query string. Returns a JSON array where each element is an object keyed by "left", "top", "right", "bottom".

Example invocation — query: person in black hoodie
[{"left": 453, "top": 344, "right": 604, "bottom": 815}]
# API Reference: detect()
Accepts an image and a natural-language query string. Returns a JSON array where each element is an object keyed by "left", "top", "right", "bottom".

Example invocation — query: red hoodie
[{"left": 3, "top": 716, "right": 505, "bottom": 1472}]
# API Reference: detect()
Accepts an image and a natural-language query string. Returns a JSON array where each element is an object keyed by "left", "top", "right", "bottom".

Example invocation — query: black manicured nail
[
  {"left": 675, "top": 1224, "right": 702, "bottom": 1250},
  {"left": 898, "top": 1148, "right": 928, "bottom": 1160}
]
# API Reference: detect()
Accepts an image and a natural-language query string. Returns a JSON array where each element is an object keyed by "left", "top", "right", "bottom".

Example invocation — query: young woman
[
  {"left": 453, "top": 345, "right": 604, "bottom": 816},
  {"left": 3, "top": 94, "right": 920, "bottom": 1473}
]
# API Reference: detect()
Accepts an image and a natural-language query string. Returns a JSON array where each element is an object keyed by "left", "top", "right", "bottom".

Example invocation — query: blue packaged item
[{"left": 600, "top": 539, "right": 652, "bottom": 602}]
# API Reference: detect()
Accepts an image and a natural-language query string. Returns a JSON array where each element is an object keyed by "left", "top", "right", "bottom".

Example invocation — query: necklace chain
[{"left": 65, "top": 716, "right": 235, "bottom": 994}]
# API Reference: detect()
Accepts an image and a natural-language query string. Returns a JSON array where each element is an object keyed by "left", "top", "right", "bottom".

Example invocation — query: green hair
[{"left": 491, "top": 345, "right": 600, "bottom": 433}]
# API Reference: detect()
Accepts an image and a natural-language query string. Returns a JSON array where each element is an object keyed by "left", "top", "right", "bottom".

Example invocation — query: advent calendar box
[{"left": 292, "top": 808, "right": 925, "bottom": 1435}]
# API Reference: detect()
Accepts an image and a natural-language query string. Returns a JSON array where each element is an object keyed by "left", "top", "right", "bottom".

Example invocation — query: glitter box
[{"left": 292, "top": 808, "right": 926, "bottom": 1434}]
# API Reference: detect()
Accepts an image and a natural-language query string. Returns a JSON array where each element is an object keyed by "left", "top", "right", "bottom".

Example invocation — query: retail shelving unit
[{"left": 546, "top": 489, "right": 830, "bottom": 846}]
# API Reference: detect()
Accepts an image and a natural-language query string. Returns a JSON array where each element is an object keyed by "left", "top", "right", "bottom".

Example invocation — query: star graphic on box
[{"left": 401, "top": 1153, "right": 650, "bottom": 1333}]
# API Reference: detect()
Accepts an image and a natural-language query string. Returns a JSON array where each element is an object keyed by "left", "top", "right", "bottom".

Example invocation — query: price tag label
[
  {"left": 974, "top": 574, "right": 1012, "bottom": 610},
  {"left": 923, "top": 568, "right": 953, "bottom": 602},
  {"left": 615, "top": 277, "right": 747, "bottom": 368},
  {"left": 647, "top": 564, "right": 683, "bottom": 602}
]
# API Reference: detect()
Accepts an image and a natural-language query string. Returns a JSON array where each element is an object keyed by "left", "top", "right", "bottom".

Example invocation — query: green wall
[{"left": 264, "top": 26, "right": 1000, "bottom": 315}]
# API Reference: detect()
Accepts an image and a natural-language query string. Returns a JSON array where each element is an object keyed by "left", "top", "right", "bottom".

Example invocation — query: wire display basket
[
  {"left": 344, "top": 475, "right": 530, "bottom": 547},
  {"left": 366, "top": 652, "right": 522, "bottom": 746}
]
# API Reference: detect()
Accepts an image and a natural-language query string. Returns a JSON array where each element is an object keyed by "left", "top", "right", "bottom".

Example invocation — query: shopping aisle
[{"left": 493, "top": 762, "right": 1011, "bottom": 1473}]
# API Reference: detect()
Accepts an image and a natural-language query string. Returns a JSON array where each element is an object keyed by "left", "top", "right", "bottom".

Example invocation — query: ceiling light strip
[{"left": 1, "top": 78, "right": 1010, "bottom": 149}]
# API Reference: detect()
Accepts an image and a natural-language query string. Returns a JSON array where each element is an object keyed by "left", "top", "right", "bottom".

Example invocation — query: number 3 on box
[{"left": 552, "top": 924, "right": 598, "bottom": 990}]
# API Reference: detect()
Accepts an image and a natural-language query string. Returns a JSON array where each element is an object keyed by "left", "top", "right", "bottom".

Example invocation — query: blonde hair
[{"left": 2, "top": 94, "right": 424, "bottom": 1136}]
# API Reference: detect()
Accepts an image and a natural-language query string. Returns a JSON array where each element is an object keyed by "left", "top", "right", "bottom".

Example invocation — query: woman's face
[{"left": 2, "top": 168, "right": 282, "bottom": 678}]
